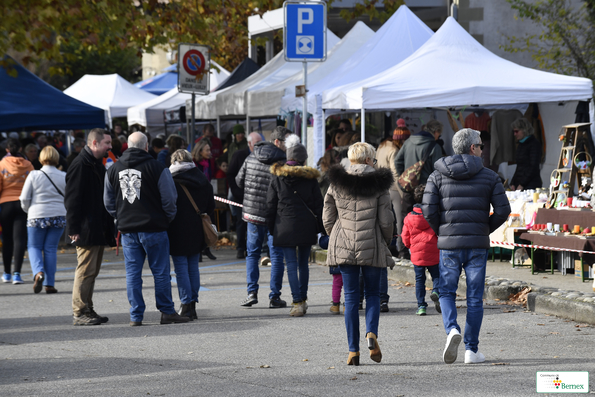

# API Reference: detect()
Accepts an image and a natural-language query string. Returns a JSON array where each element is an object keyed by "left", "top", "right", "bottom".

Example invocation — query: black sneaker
[
  {"left": 431, "top": 292, "right": 441, "bottom": 313},
  {"left": 380, "top": 301, "right": 389, "bottom": 313},
  {"left": 89, "top": 309, "right": 109, "bottom": 323},
  {"left": 73, "top": 314, "right": 101, "bottom": 326},
  {"left": 236, "top": 250, "right": 245, "bottom": 259},
  {"left": 269, "top": 297, "right": 287, "bottom": 308},
  {"left": 241, "top": 292, "right": 258, "bottom": 307},
  {"left": 129, "top": 321, "right": 142, "bottom": 327}
]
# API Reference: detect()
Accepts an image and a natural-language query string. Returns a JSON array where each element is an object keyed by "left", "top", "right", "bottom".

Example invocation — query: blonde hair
[
  {"left": 170, "top": 149, "right": 193, "bottom": 163},
  {"left": 348, "top": 142, "right": 376, "bottom": 164},
  {"left": 39, "top": 146, "right": 59, "bottom": 166}
]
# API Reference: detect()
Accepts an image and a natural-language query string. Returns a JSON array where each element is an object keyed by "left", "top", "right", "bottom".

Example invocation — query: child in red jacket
[{"left": 402, "top": 184, "right": 440, "bottom": 316}]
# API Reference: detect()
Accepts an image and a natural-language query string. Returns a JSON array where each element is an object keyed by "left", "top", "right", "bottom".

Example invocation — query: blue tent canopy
[
  {"left": 134, "top": 70, "right": 177, "bottom": 95},
  {"left": 0, "top": 56, "right": 106, "bottom": 131}
]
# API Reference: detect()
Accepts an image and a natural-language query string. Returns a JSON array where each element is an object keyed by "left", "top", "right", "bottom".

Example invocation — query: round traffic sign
[{"left": 182, "top": 50, "right": 206, "bottom": 76}]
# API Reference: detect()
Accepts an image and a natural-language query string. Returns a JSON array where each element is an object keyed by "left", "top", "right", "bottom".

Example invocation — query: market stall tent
[
  {"left": 64, "top": 74, "right": 157, "bottom": 120},
  {"left": 213, "top": 57, "right": 260, "bottom": 92},
  {"left": 0, "top": 56, "right": 106, "bottom": 130}
]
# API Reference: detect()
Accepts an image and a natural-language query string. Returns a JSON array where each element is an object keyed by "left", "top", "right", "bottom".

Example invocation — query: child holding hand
[{"left": 402, "top": 184, "right": 440, "bottom": 316}]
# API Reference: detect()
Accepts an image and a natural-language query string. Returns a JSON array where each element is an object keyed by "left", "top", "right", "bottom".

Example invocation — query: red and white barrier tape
[
  {"left": 491, "top": 240, "right": 595, "bottom": 255},
  {"left": 215, "top": 196, "right": 243, "bottom": 207}
]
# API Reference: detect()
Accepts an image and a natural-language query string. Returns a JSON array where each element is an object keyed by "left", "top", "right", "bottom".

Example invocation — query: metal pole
[
  {"left": 246, "top": 115, "right": 250, "bottom": 133},
  {"left": 302, "top": 61, "right": 307, "bottom": 145},
  {"left": 361, "top": 108, "right": 365, "bottom": 142},
  {"left": 216, "top": 116, "right": 221, "bottom": 138},
  {"left": 191, "top": 93, "right": 196, "bottom": 145}
]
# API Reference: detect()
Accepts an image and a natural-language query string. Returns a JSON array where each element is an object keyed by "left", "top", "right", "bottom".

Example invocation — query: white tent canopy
[
  {"left": 212, "top": 29, "right": 340, "bottom": 117},
  {"left": 127, "top": 62, "right": 230, "bottom": 134},
  {"left": 247, "top": 22, "right": 374, "bottom": 117},
  {"left": 323, "top": 17, "right": 593, "bottom": 111},
  {"left": 64, "top": 74, "right": 157, "bottom": 120},
  {"left": 281, "top": 5, "right": 434, "bottom": 114}
]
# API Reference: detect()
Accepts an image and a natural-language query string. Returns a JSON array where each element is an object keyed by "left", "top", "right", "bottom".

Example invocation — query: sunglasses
[{"left": 475, "top": 143, "right": 485, "bottom": 150}]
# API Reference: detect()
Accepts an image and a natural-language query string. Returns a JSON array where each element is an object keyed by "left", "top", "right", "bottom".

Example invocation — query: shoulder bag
[
  {"left": 180, "top": 184, "right": 218, "bottom": 248},
  {"left": 397, "top": 141, "right": 437, "bottom": 193},
  {"left": 40, "top": 170, "right": 64, "bottom": 197},
  {"left": 293, "top": 189, "right": 324, "bottom": 233}
]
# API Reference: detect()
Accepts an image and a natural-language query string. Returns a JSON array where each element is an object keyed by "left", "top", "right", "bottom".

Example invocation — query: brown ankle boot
[
  {"left": 366, "top": 332, "right": 382, "bottom": 363},
  {"left": 45, "top": 286, "right": 58, "bottom": 294},
  {"left": 347, "top": 351, "right": 360, "bottom": 366}
]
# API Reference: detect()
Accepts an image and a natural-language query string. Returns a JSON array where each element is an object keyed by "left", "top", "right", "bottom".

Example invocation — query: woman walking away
[
  {"left": 19, "top": 146, "right": 66, "bottom": 293},
  {"left": 168, "top": 149, "right": 215, "bottom": 320},
  {"left": 1, "top": 138, "right": 34, "bottom": 284},
  {"left": 266, "top": 143, "right": 323, "bottom": 317},
  {"left": 323, "top": 142, "right": 394, "bottom": 366}
]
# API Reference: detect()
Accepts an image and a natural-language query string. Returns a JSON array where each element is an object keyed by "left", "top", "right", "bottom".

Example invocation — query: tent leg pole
[
  {"left": 361, "top": 108, "right": 365, "bottom": 142},
  {"left": 302, "top": 61, "right": 307, "bottom": 146},
  {"left": 246, "top": 115, "right": 250, "bottom": 133},
  {"left": 217, "top": 116, "right": 221, "bottom": 138}
]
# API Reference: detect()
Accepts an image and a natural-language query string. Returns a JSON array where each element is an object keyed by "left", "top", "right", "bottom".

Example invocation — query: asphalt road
[{"left": 0, "top": 246, "right": 593, "bottom": 396}]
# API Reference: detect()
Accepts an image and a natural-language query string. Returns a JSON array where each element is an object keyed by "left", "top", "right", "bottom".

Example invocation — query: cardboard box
[{"left": 574, "top": 260, "right": 592, "bottom": 279}]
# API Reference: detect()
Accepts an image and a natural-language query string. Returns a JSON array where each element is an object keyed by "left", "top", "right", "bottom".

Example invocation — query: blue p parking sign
[{"left": 284, "top": 1, "right": 327, "bottom": 62}]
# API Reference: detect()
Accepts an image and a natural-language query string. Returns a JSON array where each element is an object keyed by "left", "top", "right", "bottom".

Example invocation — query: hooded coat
[
  {"left": 266, "top": 163, "right": 323, "bottom": 247},
  {"left": 236, "top": 141, "right": 286, "bottom": 225},
  {"left": 422, "top": 154, "right": 511, "bottom": 250},
  {"left": 510, "top": 134, "right": 542, "bottom": 190},
  {"left": 402, "top": 204, "right": 439, "bottom": 267},
  {"left": 104, "top": 148, "right": 177, "bottom": 233},
  {"left": 394, "top": 131, "right": 441, "bottom": 188},
  {"left": 167, "top": 167, "right": 215, "bottom": 256},
  {"left": 323, "top": 164, "right": 395, "bottom": 268}
]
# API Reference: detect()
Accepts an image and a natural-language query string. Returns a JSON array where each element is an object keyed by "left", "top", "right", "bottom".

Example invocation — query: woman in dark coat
[
  {"left": 510, "top": 118, "right": 542, "bottom": 191},
  {"left": 168, "top": 149, "right": 215, "bottom": 320},
  {"left": 266, "top": 143, "right": 323, "bottom": 317}
]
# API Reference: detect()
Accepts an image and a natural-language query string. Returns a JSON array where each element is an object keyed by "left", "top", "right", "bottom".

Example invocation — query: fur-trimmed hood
[
  {"left": 328, "top": 164, "right": 393, "bottom": 197},
  {"left": 270, "top": 163, "right": 320, "bottom": 179}
]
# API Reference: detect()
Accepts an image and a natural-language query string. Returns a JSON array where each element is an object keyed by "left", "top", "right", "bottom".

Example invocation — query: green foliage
[
  {"left": 503, "top": 0, "right": 595, "bottom": 83},
  {"left": 334, "top": 0, "right": 405, "bottom": 23}
]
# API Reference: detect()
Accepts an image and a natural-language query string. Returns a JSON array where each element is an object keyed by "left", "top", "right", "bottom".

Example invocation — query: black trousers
[{"left": 0, "top": 200, "right": 28, "bottom": 274}]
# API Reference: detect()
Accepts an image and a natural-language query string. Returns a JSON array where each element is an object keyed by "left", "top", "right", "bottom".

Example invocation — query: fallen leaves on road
[
  {"left": 328, "top": 367, "right": 335, "bottom": 369},
  {"left": 350, "top": 377, "right": 357, "bottom": 381},
  {"left": 537, "top": 324, "right": 545, "bottom": 326},
  {"left": 492, "top": 362, "right": 508, "bottom": 365},
  {"left": 549, "top": 332, "right": 560, "bottom": 335},
  {"left": 502, "top": 309, "right": 516, "bottom": 313},
  {"left": 575, "top": 324, "right": 590, "bottom": 328},
  {"left": 260, "top": 365, "right": 270, "bottom": 368},
  {"left": 507, "top": 287, "right": 531, "bottom": 307},
  {"left": 302, "top": 359, "right": 308, "bottom": 361}
]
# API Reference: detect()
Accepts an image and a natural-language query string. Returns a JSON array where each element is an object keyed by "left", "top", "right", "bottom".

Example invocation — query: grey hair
[
  {"left": 511, "top": 118, "right": 534, "bottom": 136},
  {"left": 423, "top": 119, "right": 443, "bottom": 134},
  {"left": 452, "top": 128, "right": 481, "bottom": 155},
  {"left": 128, "top": 131, "right": 148, "bottom": 149},
  {"left": 170, "top": 149, "right": 193, "bottom": 163}
]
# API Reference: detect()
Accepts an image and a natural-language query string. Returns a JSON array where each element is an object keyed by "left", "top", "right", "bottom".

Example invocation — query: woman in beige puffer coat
[{"left": 323, "top": 142, "right": 394, "bottom": 366}]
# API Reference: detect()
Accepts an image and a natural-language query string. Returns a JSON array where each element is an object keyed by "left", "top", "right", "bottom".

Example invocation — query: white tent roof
[
  {"left": 324, "top": 17, "right": 593, "bottom": 110},
  {"left": 281, "top": 5, "right": 433, "bottom": 113},
  {"left": 127, "top": 62, "right": 230, "bottom": 131},
  {"left": 213, "top": 29, "right": 340, "bottom": 117},
  {"left": 247, "top": 22, "right": 374, "bottom": 117},
  {"left": 64, "top": 74, "right": 157, "bottom": 119}
]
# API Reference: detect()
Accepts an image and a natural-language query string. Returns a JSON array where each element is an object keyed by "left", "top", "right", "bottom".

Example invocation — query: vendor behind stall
[{"left": 510, "top": 118, "right": 542, "bottom": 191}]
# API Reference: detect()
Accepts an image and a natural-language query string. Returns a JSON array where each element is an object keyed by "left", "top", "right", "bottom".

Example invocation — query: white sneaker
[
  {"left": 443, "top": 328, "right": 462, "bottom": 364},
  {"left": 464, "top": 350, "right": 485, "bottom": 364}
]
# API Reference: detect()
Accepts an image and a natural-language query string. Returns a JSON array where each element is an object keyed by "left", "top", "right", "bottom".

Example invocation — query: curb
[{"left": 311, "top": 248, "right": 595, "bottom": 325}]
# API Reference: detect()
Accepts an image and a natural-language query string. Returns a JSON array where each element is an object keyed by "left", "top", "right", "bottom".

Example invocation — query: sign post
[
  {"left": 284, "top": 1, "right": 326, "bottom": 146},
  {"left": 178, "top": 43, "right": 210, "bottom": 144}
]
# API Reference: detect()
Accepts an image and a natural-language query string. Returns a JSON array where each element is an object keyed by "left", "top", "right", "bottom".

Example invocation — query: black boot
[
  {"left": 178, "top": 304, "right": 193, "bottom": 321},
  {"left": 190, "top": 301, "right": 198, "bottom": 320},
  {"left": 203, "top": 247, "right": 217, "bottom": 260}
]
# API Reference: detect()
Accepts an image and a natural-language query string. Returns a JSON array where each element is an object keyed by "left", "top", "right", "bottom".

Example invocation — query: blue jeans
[
  {"left": 27, "top": 226, "right": 64, "bottom": 287},
  {"left": 340, "top": 265, "right": 382, "bottom": 353},
  {"left": 121, "top": 231, "right": 175, "bottom": 322},
  {"left": 414, "top": 264, "right": 440, "bottom": 307},
  {"left": 172, "top": 254, "right": 200, "bottom": 304},
  {"left": 439, "top": 249, "right": 488, "bottom": 353},
  {"left": 359, "top": 267, "right": 389, "bottom": 303},
  {"left": 282, "top": 246, "right": 311, "bottom": 303},
  {"left": 246, "top": 222, "right": 284, "bottom": 299}
]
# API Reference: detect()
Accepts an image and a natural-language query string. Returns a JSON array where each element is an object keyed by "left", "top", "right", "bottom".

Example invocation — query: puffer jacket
[
  {"left": 236, "top": 141, "right": 286, "bottom": 225},
  {"left": 422, "top": 154, "right": 511, "bottom": 250},
  {"left": 266, "top": 163, "right": 323, "bottom": 247},
  {"left": 323, "top": 164, "right": 395, "bottom": 268},
  {"left": 402, "top": 204, "right": 439, "bottom": 267}
]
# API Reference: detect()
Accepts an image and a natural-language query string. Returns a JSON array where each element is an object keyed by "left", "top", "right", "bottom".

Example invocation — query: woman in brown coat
[{"left": 323, "top": 142, "right": 394, "bottom": 366}]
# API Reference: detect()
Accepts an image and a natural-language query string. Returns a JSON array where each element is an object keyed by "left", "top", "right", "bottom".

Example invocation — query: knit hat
[
  {"left": 270, "top": 126, "right": 292, "bottom": 142},
  {"left": 232, "top": 124, "right": 245, "bottom": 135},
  {"left": 396, "top": 118, "right": 406, "bottom": 128},
  {"left": 393, "top": 127, "right": 411, "bottom": 141},
  {"left": 287, "top": 143, "right": 308, "bottom": 163}
]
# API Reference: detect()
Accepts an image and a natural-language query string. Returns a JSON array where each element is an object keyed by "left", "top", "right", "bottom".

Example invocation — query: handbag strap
[
  {"left": 180, "top": 184, "right": 202, "bottom": 215},
  {"left": 420, "top": 141, "right": 437, "bottom": 164},
  {"left": 293, "top": 190, "right": 317, "bottom": 220},
  {"left": 40, "top": 170, "right": 64, "bottom": 197}
]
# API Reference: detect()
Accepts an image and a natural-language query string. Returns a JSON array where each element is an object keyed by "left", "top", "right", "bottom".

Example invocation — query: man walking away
[
  {"left": 104, "top": 132, "right": 189, "bottom": 326},
  {"left": 422, "top": 128, "right": 510, "bottom": 364},
  {"left": 66, "top": 128, "right": 115, "bottom": 326}
]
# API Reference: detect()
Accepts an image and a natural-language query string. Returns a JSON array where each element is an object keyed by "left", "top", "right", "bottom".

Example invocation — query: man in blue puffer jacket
[{"left": 422, "top": 128, "right": 510, "bottom": 365}]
